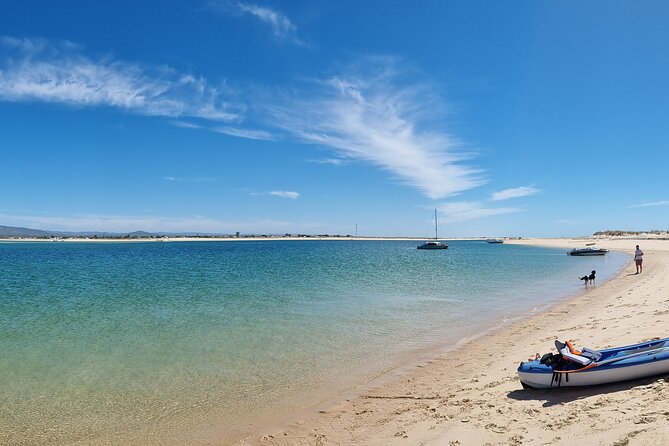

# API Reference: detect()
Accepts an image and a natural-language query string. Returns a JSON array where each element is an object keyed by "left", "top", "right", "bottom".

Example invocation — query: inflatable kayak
[{"left": 518, "top": 338, "right": 669, "bottom": 389}]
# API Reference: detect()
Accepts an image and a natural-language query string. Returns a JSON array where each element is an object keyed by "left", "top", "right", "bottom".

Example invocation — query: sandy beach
[{"left": 240, "top": 238, "right": 669, "bottom": 446}]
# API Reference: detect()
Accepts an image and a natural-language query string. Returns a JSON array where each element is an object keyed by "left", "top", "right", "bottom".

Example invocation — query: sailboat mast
[{"left": 434, "top": 209, "right": 438, "bottom": 240}]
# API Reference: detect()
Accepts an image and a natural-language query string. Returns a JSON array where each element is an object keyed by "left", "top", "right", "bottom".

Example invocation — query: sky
[{"left": 1, "top": 1, "right": 668, "bottom": 237}]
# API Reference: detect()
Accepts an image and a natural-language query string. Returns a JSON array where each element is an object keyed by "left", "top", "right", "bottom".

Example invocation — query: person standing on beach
[{"left": 634, "top": 245, "right": 644, "bottom": 274}]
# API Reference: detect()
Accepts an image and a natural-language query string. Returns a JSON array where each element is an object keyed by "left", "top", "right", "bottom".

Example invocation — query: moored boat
[
  {"left": 518, "top": 338, "right": 669, "bottom": 389},
  {"left": 568, "top": 246, "right": 608, "bottom": 256},
  {"left": 417, "top": 209, "right": 448, "bottom": 250},
  {"left": 486, "top": 238, "right": 504, "bottom": 244},
  {"left": 417, "top": 240, "right": 448, "bottom": 249}
]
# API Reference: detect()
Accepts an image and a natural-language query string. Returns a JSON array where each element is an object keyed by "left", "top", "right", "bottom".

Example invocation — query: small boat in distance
[
  {"left": 417, "top": 210, "right": 448, "bottom": 250},
  {"left": 568, "top": 244, "right": 608, "bottom": 256},
  {"left": 486, "top": 238, "right": 504, "bottom": 244}
]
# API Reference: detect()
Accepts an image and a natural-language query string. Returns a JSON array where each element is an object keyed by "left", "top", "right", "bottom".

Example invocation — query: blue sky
[{"left": 1, "top": 1, "right": 668, "bottom": 237}]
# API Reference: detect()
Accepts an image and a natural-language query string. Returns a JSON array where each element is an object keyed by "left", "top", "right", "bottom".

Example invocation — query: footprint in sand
[
  {"left": 510, "top": 435, "right": 524, "bottom": 445},
  {"left": 633, "top": 415, "right": 656, "bottom": 424},
  {"left": 485, "top": 423, "right": 508, "bottom": 433}
]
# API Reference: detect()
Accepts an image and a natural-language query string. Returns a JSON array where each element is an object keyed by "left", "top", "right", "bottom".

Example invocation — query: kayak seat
[
  {"left": 558, "top": 346, "right": 592, "bottom": 366},
  {"left": 555, "top": 339, "right": 601, "bottom": 364},
  {"left": 580, "top": 347, "right": 602, "bottom": 362}
]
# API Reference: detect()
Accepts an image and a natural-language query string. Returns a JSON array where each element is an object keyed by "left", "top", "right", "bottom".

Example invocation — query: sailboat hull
[{"left": 417, "top": 242, "right": 448, "bottom": 249}]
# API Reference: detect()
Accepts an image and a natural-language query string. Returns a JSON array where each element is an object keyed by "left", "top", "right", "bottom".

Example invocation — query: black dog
[{"left": 579, "top": 270, "right": 596, "bottom": 285}]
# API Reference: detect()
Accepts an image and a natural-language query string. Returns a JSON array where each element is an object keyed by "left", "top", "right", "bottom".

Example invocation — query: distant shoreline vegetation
[
  {"left": 8, "top": 234, "right": 360, "bottom": 240},
  {"left": 0, "top": 224, "right": 516, "bottom": 241},
  {"left": 4, "top": 223, "right": 669, "bottom": 240},
  {"left": 0, "top": 224, "right": 362, "bottom": 239},
  {"left": 594, "top": 230, "right": 669, "bottom": 238}
]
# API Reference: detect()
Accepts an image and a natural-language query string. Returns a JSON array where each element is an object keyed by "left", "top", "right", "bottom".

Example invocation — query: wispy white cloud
[
  {"left": 270, "top": 190, "right": 300, "bottom": 199},
  {"left": 236, "top": 2, "right": 304, "bottom": 45},
  {"left": 491, "top": 186, "right": 540, "bottom": 201},
  {"left": 1, "top": 38, "right": 489, "bottom": 202},
  {"left": 163, "top": 176, "right": 216, "bottom": 183},
  {"left": 172, "top": 120, "right": 203, "bottom": 129},
  {"left": 628, "top": 200, "right": 669, "bottom": 208},
  {"left": 308, "top": 158, "right": 348, "bottom": 165},
  {"left": 251, "top": 190, "right": 300, "bottom": 199},
  {"left": 212, "top": 125, "right": 276, "bottom": 140},
  {"left": 0, "top": 37, "right": 240, "bottom": 122},
  {"left": 437, "top": 201, "right": 519, "bottom": 223},
  {"left": 267, "top": 59, "right": 485, "bottom": 200}
]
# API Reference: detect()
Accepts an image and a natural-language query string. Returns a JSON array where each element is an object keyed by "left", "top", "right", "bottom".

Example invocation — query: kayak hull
[{"left": 518, "top": 338, "right": 669, "bottom": 389}]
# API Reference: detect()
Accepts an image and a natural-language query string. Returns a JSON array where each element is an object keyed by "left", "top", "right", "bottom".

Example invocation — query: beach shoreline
[
  {"left": 3, "top": 235, "right": 667, "bottom": 244},
  {"left": 239, "top": 238, "right": 669, "bottom": 445}
]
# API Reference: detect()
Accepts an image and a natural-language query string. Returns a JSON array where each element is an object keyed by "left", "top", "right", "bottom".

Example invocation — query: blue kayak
[{"left": 518, "top": 338, "right": 669, "bottom": 389}]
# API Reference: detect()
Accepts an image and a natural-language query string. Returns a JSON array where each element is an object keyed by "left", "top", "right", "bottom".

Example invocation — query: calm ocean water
[{"left": 0, "top": 240, "right": 628, "bottom": 444}]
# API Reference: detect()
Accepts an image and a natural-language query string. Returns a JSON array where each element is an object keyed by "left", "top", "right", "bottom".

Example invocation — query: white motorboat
[{"left": 568, "top": 246, "right": 608, "bottom": 256}]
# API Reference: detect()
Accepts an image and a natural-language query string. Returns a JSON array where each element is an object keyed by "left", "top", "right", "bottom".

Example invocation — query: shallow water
[{"left": 0, "top": 240, "right": 628, "bottom": 444}]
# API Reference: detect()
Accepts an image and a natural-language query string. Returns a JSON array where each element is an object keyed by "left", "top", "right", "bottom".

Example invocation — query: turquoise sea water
[{"left": 0, "top": 240, "right": 628, "bottom": 444}]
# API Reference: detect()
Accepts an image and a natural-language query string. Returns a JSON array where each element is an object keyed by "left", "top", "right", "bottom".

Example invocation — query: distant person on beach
[{"left": 634, "top": 245, "right": 644, "bottom": 274}]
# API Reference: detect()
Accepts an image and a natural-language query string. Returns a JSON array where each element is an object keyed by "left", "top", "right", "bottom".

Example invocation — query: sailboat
[{"left": 417, "top": 209, "right": 448, "bottom": 250}]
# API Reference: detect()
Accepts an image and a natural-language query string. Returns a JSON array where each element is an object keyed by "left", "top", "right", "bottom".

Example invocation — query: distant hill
[
  {"left": 0, "top": 224, "right": 142, "bottom": 238},
  {"left": 0, "top": 225, "right": 54, "bottom": 237},
  {"left": 0, "top": 224, "right": 357, "bottom": 239},
  {"left": 127, "top": 231, "right": 154, "bottom": 237},
  {"left": 0, "top": 224, "right": 230, "bottom": 238}
]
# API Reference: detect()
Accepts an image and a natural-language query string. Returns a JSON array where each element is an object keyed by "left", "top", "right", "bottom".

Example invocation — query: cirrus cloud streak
[
  {"left": 237, "top": 2, "right": 304, "bottom": 45},
  {"left": 0, "top": 36, "right": 240, "bottom": 122},
  {"left": 491, "top": 186, "right": 540, "bottom": 201},
  {"left": 266, "top": 59, "right": 485, "bottom": 200},
  {"left": 437, "top": 201, "right": 520, "bottom": 223},
  {"left": 628, "top": 200, "right": 669, "bottom": 208},
  {"left": 251, "top": 190, "right": 300, "bottom": 199}
]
